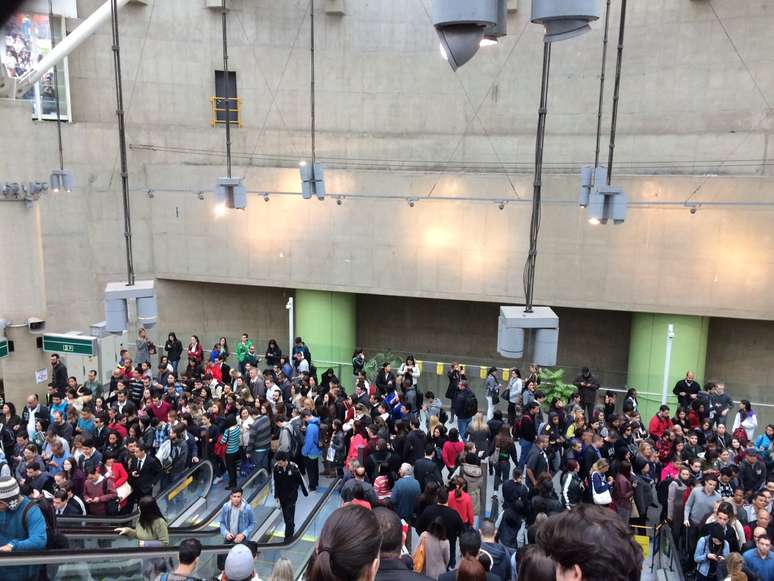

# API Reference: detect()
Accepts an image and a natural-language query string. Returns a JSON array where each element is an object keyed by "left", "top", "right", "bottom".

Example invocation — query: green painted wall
[
  {"left": 627, "top": 313, "right": 709, "bottom": 425},
  {"left": 295, "top": 290, "right": 356, "bottom": 382}
]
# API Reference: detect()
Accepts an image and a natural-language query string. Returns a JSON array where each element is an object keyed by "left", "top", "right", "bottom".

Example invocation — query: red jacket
[
  {"left": 448, "top": 490, "right": 474, "bottom": 526},
  {"left": 648, "top": 415, "right": 672, "bottom": 439},
  {"left": 442, "top": 440, "right": 464, "bottom": 469}
]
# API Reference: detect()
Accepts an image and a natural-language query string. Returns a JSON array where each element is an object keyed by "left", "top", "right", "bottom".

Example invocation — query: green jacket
[{"left": 236, "top": 340, "right": 253, "bottom": 363}]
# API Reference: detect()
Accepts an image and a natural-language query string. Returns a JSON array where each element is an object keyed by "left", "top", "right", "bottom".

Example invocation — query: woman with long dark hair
[
  {"left": 266, "top": 338, "right": 282, "bottom": 367},
  {"left": 416, "top": 516, "right": 450, "bottom": 579},
  {"left": 306, "top": 504, "right": 382, "bottom": 581},
  {"left": 115, "top": 496, "right": 169, "bottom": 546},
  {"left": 164, "top": 332, "right": 183, "bottom": 375},
  {"left": 733, "top": 399, "right": 758, "bottom": 444},
  {"left": 221, "top": 414, "right": 241, "bottom": 490},
  {"left": 491, "top": 425, "right": 519, "bottom": 489}
]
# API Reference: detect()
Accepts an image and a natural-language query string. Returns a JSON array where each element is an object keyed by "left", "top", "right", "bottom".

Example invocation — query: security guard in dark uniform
[{"left": 272, "top": 451, "right": 308, "bottom": 540}]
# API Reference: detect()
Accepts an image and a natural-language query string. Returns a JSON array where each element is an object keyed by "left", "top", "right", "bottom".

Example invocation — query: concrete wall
[
  {"left": 0, "top": 0, "right": 773, "bottom": 347},
  {"left": 706, "top": 317, "right": 774, "bottom": 403},
  {"left": 153, "top": 279, "right": 291, "bottom": 357},
  {"left": 357, "top": 295, "right": 632, "bottom": 386}
]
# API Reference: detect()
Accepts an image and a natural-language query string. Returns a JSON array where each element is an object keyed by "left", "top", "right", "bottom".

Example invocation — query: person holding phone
[{"left": 694, "top": 524, "right": 730, "bottom": 581}]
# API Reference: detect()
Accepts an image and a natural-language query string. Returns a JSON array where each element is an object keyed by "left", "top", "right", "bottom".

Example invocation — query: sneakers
[{"left": 213, "top": 476, "right": 225, "bottom": 485}]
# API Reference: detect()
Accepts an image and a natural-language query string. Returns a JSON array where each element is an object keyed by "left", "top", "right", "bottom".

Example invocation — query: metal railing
[{"left": 210, "top": 96, "right": 242, "bottom": 127}]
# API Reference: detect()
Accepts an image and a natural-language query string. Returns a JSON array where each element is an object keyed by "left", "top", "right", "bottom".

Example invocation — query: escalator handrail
[
  {"left": 61, "top": 467, "right": 270, "bottom": 536},
  {"left": 57, "top": 459, "right": 215, "bottom": 527},
  {"left": 0, "top": 478, "right": 342, "bottom": 564}
]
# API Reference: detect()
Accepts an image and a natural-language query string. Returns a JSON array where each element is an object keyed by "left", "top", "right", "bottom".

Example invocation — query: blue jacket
[
  {"left": 694, "top": 536, "right": 729, "bottom": 577},
  {"left": 302, "top": 417, "right": 321, "bottom": 459},
  {"left": 0, "top": 496, "right": 47, "bottom": 550},
  {"left": 744, "top": 548, "right": 774, "bottom": 581},
  {"left": 390, "top": 475, "right": 421, "bottom": 520},
  {"left": 218, "top": 500, "right": 256, "bottom": 539}
]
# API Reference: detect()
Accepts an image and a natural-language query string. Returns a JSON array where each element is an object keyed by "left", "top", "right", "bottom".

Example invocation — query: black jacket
[
  {"left": 573, "top": 372, "right": 600, "bottom": 405},
  {"left": 403, "top": 429, "right": 427, "bottom": 464},
  {"left": 128, "top": 454, "right": 162, "bottom": 496},
  {"left": 501, "top": 480, "right": 529, "bottom": 516},
  {"left": 164, "top": 339, "right": 183, "bottom": 362},
  {"left": 673, "top": 379, "right": 700, "bottom": 408},
  {"left": 376, "top": 370, "right": 397, "bottom": 396},
  {"left": 51, "top": 362, "right": 69, "bottom": 391},
  {"left": 414, "top": 457, "right": 443, "bottom": 492},
  {"left": 273, "top": 461, "right": 308, "bottom": 503},
  {"left": 417, "top": 505, "right": 464, "bottom": 546},
  {"left": 375, "top": 558, "right": 434, "bottom": 581},
  {"left": 452, "top": 389, "right": 477, "bottom": 421}
]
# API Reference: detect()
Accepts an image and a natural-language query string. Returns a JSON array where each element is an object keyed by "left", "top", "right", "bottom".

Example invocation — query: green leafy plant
[
  {"left": 538, "top": 368, "right": 577, "bottom": 405},
  {"left": 363, "top": 351, "right": 404, "bottom": 382}
]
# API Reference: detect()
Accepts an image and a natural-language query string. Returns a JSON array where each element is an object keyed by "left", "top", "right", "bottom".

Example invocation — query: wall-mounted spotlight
[
  {"left": 497, "top": 200, "right": 505, "bottom": 210},
  {"left": 336, "top": 196, "right": 343, "bottom": 206},
  {"left": 49, "top": 169, "right": 75, "bottom": 193},
  {"left": 197, "top": 191, "right": 205, "bottom": 200},
  {"left": 214, "top": 176, "right": 247, "bottom": 213},
  {"left": 263, "top": 193, "right": 270, "bottom": 202},
  {"left": 146, "top": 189, "right": 155, "bottom": 199},
  {"left": 300, "top": 162, "right": 326, "bottom": 200},
  {"left": 408, "top": 198, "right": 417, "bottom": 208},
  {"left": 687, "top": 202, "right": 700, "bottom": 215}
]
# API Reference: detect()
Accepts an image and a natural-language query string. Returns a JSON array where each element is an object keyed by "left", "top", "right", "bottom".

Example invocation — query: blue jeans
[
  {"left": 251, "top": 449, "right": 269, "bottom": 472},
  {"left": 458, "top": 418, "right": 471, "bottom": 439},
  {"left": 518, "top": 439, "right": 532, "bottom": 469}
]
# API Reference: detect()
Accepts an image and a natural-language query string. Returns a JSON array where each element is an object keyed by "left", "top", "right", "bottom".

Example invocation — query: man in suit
[{"left": 127, "top": 440, "right": 161, "bottom": 511}]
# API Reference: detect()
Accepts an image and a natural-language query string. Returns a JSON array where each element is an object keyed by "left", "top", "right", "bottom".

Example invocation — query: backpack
[
  {"left": 656, "top": 476, "right": 674, "bottom": 510},
  {"left": 463, "top": 393, "right": 478, "bottom": 418},
  {"left": 284, "top": 424, "right": 303, "bottom": 459}
]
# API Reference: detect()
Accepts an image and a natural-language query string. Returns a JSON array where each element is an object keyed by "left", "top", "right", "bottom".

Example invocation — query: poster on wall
[{"left": 1, "top": 11, "right": 71, "bottom": 120}]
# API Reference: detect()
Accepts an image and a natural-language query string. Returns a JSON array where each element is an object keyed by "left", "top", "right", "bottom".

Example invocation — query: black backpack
[
  {"left": 463, "top": 393, "right": 478, "bottom": 418},
  {"left": 656, "top": 475, "right": 674, "bottom": 510}
]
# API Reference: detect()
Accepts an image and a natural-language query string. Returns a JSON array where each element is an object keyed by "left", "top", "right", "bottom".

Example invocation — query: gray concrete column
[{"left": 0, "top": 202, "right": 49, "bottom": 405}]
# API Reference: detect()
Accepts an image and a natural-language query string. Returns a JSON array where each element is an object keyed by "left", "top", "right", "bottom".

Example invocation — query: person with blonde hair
[
  {"left": 724, "top": 552, "right": 748, "bottom": 581},
  {"left": 267, "top": 557, "right": 294, "bottom": 581},
  {"left": 590, "top": 458, "right": 613, "bottom": 507}
]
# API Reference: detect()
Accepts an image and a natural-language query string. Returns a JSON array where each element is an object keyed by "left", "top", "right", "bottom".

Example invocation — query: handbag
[
  {"left": 326, "top": 446, "right": 336, "bottom": 462},
  {"left": 591, "top": 472, "right": 612, "bottom": 505},
  {"left": 491, "top": 391, "right": 500, "bottom": 405},
  {"left": 116, "top": 481, "right": 132, "bottom": 501},
  {"left": 412, "top": 537, "right": 426, "bottom": 573},
  {"left": 214, "top": 432, "right": 227, "bottom": 459}
]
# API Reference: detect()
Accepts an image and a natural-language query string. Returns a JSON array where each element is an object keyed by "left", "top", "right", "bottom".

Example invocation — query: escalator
[
  {"left": 57, "top": 460, "right": 216, "bottom": 530},
  {"left": 62, "top": 465, "right": 275, "bottom": 551},
  {"left": 0, "top": 479, "right": 343, "bottom": 581}
]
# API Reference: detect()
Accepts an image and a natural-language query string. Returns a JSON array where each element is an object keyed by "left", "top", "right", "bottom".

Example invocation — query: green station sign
[
  {"left": 42, "top": 334, "right": 97, "bottom": 357},
  {"left": 0, "top": 339, "right": 8, "bottom": 359}
]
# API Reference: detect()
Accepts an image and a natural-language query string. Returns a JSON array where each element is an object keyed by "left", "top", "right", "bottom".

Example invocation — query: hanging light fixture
[
  {"left": 213, "top": 0, "right": 246, "bottom": 213},
  {"left": 432, "top": 0, "right": 498, "bottom": 70},
  {"left": 300, "top": 0, "right": 326, "bottom": 200},
  {"left": 481, "top": 0, "right": 508, "bottom": 47},
  {"left": 47, "top": 0, "right": 74, "bottom": 192}
]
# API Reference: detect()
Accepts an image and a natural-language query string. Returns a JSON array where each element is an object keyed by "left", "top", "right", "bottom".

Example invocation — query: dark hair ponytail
[{"left": 306, "top": 504, "right": 381, "bottom": 581}]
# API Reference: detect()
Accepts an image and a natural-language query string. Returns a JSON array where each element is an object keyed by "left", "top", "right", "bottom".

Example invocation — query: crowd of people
[{"left": 3, "top": 328, "right": 770, "bottom": 581}]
